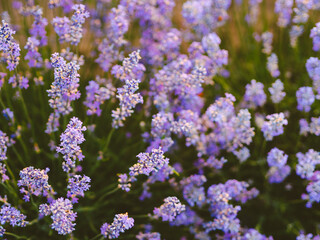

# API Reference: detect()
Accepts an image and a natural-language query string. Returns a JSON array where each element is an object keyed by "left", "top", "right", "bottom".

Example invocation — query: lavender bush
[{"left": 0, "top": 0, "right": 319, "bottom": 239}]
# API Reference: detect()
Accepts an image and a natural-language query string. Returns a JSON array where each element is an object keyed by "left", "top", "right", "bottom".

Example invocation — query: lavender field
[{"left": 0, "top": 0, "right": 319, "bottom": 239}]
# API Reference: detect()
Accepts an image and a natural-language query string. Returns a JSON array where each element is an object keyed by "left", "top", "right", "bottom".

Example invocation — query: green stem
[{"left": 5, "top": 232, "right": 29, "bottom": 239}]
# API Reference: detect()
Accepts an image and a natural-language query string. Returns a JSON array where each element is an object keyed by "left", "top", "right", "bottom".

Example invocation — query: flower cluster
[
  {"left": 153, "top": 196, "right": 186, "bottom": 222},
  {"left": 18, "top": 167, "right": 55, "bottom": 202},
  {"left": 266, "top": 148, "right": 291, "bottom": 183},
  {"left": 46, "top": 53, "right": 81, "bottom": 133},
  {"left": 0, "top": 20, "right": 21, "bottom": 70},
  {"left": 67, "top": 174, "right": 91, "bottom": 203},
  {"left": 112, "top": 50, "right": 144, "bottom": 128},
  {"left": 100, "top": 213, "right": 134, "bottom": 239},
  {"left": 261, "top": 113, "right": 288, "bottom": 141},
  {"left": 39, "top": 198, "right": 77, "bottom": 235},
  {"left": 56, "top": 117, "right": 86, "bottom": 172}
]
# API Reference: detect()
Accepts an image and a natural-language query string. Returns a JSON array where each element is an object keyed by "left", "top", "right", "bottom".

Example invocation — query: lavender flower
[
  {"left": 84, "top": 79, "right": 115, "bottom": 116},
  {"left": 129, "top": 148, "right": 169, "bottom": 177},
  {"left": 69, "top": 4, "right": 90, "bottom": 45},
  {"left": 261, "top": 32, "right": 273, "bottom": 54},
  {"left": 296, "top": 149, "right": 320, "bottom": 179},
  {"left": 206, "top": 93, "right": 235, "bottom": 124},
  {"left": 267, "top": 53, "right": 280, "bottom": 78},
  {"left": 153, "top": 196, "right": 186, "bottom": 222},
  {"left": 275, "top": 0, "right": 294, "bottom": 27},
  {"left": 0, "top": 203, "right": 28, "bottom": 227},
  {"left": 100, "top": 213, "right": 134, "bottom": 239},
  {"left": 246, "top": 0, "right": 263, "bottom": 25},
  {"left": 112, "top": 51, "right": 144, "bottom": 128},
  {"left": 296, "top": 87, "right": 315, "bottom": 112},
  {"left": 24, "top": 37, "right": 43, "bottom": 68},
  {"left": 56, "top": 117, "right": 86, "bottom": 172},
  {"left": 0, "top": 163, "right": 8, "bottom": 182},
  {"left": 269, "top": 79, "right": 286, "bottom": 103},
  {"left": 118, "top": 173, "right": 131, "bottom": 192},
  {"left": 0, "top": 20, "right": 20, "bottom": 71},
  {"left": 261, "top": 113, "right": 288, "bottom": 141},
  {"left": 306, "top": 57, "right": 320, "bottom": 97},
  {"left": 233, "top": 147, "right": 250, "bottom": 162},
  {"left": 302, "top": 174, "right": 320, "bottom": 207},
  {"left": 136, "top": 232, "right": 161, "bottom": 240},
  {"left": 310, "top": 22, "right": 320, "bottom": 51},
  {"left": 297, "top": 233, "right": 320, "bottom": 240},
  {"left": 67, "top": 175, "right": 91, "bottom": 203},
  {"left": 290, "top": 25, "right": 304, "bottom": 47},
  {"left": 244, "top": 80, "right": 267, "bottom": 108},
  {"left": 39, "top": 198, "right": 77, "bottom": 235},
  {"left": 46, "top": 53, "right": 81, "bottom": 133},
  {"left": 300, "top": 118, "right": 310, "bottom": 136},
  {"left": 267, "top": 165, "right": 291, "bottom": 183},
  {"left": 0, "top": 131, "right": 14, "bottom": 161},
  {"left": 309, "top": 117, "right": 320, "bottom": 135},
  {"left": 8, "top": 74, "right": 29, "bottom": 89},
  {"left": 18, "top": 167, "right": 55, "bottom": 202},
  {"left": 180, "top": 175, "right": 207, "bottom": 207},
  {"left": 267, "top": 148, "right": 288, "bottom": 167}
]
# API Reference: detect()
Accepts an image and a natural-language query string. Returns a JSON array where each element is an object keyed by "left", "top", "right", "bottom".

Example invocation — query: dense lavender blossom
[
  {"left": 267, "top": 165, "right": 291, "bottom": 183},
  {"left": 296, "top": 87, "right": 315, "bottom": 112},
  {"left": 309, "top": 117, "right": 320, "bottom": 135},
  {"left": 302, "top": 173, "right": 320, "bottom": 207},
  {"left": 8, "top": 74, "right": 29, "bottom": 89},
  {"left": 269, "top": 79, "right": 286, "bottom": 103},
  {"left": 69, "top": 4, "right": 90, "bottom": 45},
  {"left": 293, "top": 0, "right": 312, "bottom": 24},
  {"left": 18, "top": 167, "right": 55, "bottom": 202},
  {"left": 153, "top": 196, "right": 186, "bottom": 222},
  {"left": 56, "top": 117, "right": 86, "bottom": 172},
  {"left": 306, "top": 57, "right": 320, "bottom": 97},
  {"left": 296, "top": 149, "right": 320, "bottom": 179},
  {"left": 180, "top": 175, "right": 207, "bottom": 207},
  {"left": 275, "top": 0, "right": 293, "bottom": 27},
  {"left": 0, "top": 131, "right": 12, "bottom": 161},
  {"left": 0, "top": 20, "right": 21, "bottom": 70},
  {"left": 310, "top": 22, "right": 320, "bottom": 51},
  {"left": 261, "top": 32, "right": 273, "bottom": 54},
  {"left": 267, "top": 53, "right": 280, "bottom": 78},
  {"left": 24, "top": 37, "right": 43, "bottom": 68},
  {"left": 246, "top": 0, "right": 263, "bottom": 24},
  {"left": 297, "top": 233, "right": 320, "bottom": 240},
  {"left": 100, "top": 213, "right": 134, "bottom": 239},
  {"left": 46, "top": 53, "right": 81, "bottom": 133},
  {"left": 52, "top": 4, "right": 89, "bottom": 45},
  {"left": 67, "top": 175, "right": 91, "bottom": 203},
  {"left": 206, "top": 93, "right": 235, "bottom": 124},
  {"left": 129, "top": 148, "right": 169, "bottom": 177},
  {"left": 233, "top": 147, "right": 250, "bottom": 162},
  {"left": 267, "top": 148, "right": 288, "bottom": 167},
  {"left": 112, "top": 51, "right": 144, "bottom": 128},
  {"left": 261, "top": 113, "right": 288, "bottom": 141},
  {"left": 244, "top": 80, "right": 267, "bottom": 108},
  {"left": 84, "top": 79, "right": 115, "bottom": 116},
  {"left": 0, "top": 203, "right": 28, "bottom": 228},
  {"left": 39, "top": 198, "right": 77, "bottom": 235}
]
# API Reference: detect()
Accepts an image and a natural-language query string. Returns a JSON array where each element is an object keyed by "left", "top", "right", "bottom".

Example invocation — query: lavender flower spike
[
  {"left": 56, "top": 117, "right": 86, "bottom": 172},
  {"left": 153, "top": 196, "right": 186, "bottom": 222},
  {"left": 39, "top": 198, "right": 77, "bottom": 235},
  {"left": 261, "top": 113, "right": 288, "bottom": 141},
  {"left": 100, "top": 213, "right": 134, "bottom": 239}
]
